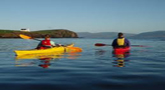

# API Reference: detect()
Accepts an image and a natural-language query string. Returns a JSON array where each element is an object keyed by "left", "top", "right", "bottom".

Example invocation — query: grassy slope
[
  {"left": 0, "top": 30, "right": 20, "bottom": 34},
  {"left": 0, "top": 29, "right": 72, "bottom": 34},
  {"left": 0, "top": 29, "right": 78, "bottom": 38}
]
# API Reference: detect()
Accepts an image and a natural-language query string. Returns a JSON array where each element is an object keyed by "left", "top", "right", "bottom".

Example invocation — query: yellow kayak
[
  {"left": 15, "top": 51, "right": 81, "bottom": 60},
  {"left": 15, "top": 52, "right": 64, "bottom": 60},
  {"left": 14, "top": 44, "right": 82, "bottom": 56}
]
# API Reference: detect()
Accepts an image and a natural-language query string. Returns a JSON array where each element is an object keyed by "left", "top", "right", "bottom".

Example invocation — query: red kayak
[{"left": 113, "top": 47, "right": 130, "bottom": 55}]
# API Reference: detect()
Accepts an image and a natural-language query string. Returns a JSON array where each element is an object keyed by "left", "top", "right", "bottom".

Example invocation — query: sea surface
[{"left": 0, "top": 38, "right": 165, "bottom": 90}]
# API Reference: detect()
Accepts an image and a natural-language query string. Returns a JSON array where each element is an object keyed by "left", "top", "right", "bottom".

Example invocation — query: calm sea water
[{"left": 0, "top": 38, "right": 165, "bottom": 90}]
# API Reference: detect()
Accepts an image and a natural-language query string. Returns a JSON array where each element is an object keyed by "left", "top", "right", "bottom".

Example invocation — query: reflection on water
[
  {"left": 15, "top": 52, "right": 81, "bottom": 68},
  {"left": 95, "top": 49, "right": 130, "bottom": 67},
  {"left": 39, "top": 57, "right": 56, "bottom": 68},
  {"left": 112, "top": 53, "right": 130, "bottom": 67},
  {"left": 95, "top": 49, "right": 107, "bottom": 56}
]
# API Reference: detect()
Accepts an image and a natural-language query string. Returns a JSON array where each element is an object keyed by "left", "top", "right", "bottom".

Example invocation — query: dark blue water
[{"left": 0, "top": 38, "right": 165, "bottom": 90}]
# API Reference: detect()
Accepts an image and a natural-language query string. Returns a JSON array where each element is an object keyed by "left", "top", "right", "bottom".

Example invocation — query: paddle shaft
[
  {"left": 95, "top": 43, "right": 148, "bottom": 47},
  {"left": 33, "top": 38, "right": 42, "bottom": 41},
  {"left": 19, "top": 34, "right": 42, "bottom": 41}
]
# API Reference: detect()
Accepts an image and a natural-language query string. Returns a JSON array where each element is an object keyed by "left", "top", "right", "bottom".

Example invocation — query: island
[{"left": 0, "top": 29, "right": 78, "bottom": 38}]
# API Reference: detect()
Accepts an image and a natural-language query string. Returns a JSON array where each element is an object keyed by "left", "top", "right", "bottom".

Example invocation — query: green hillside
[
  {"left": 0, "top": 29, "right": 78, "bottom": 38},
  {"left": 0, "top": 30, "right": 20, "bottom": 34}
]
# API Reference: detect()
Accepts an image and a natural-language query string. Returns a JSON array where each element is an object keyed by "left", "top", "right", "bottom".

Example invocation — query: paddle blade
[
  {"left": 95, "top": 43, "right": 108, "bottom": 46},
  {"left": 19, "top": 34, "right": 33, "bottom": 39},
  {"left": 68, "top": 47, "right": 83, "bottom": 52}
]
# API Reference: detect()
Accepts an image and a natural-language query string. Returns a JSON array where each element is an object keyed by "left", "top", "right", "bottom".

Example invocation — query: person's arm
[
  {"left": 36, "top": 41, "right": 42, "bottom": 49},
  {"left": 125, "top": 38, "right": 130, "bottom": 47},
  {"left": 50, "top": 41, "right": 55, "bottom": 46},
  {"left": 111, "top": 39, "right": 117, "bottom": 48}
]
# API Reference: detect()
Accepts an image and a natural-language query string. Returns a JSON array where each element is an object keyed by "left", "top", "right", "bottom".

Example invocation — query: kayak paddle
[
  {"left": 95, "top": 43, "right": 111, "bottom": 46},
  {"left": 95, "top": 43, "right": 149, "bottom": 47},
  {"left": 19, "top": 34, "right": 41, "bottom": 41},
  {"left": 19, "top": 34, "right": 83, "bottom": 51}
]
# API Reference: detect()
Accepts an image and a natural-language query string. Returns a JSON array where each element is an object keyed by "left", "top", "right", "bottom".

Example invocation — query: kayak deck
[{"left": 113, "top": 47, "right": 130, "bottom": 55}]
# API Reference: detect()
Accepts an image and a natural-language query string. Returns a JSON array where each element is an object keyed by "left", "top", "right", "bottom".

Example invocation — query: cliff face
[{"left": 0, "top": 29, "right": 78, "bottom": 38}]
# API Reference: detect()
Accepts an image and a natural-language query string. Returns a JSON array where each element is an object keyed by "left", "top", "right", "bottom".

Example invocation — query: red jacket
[{"left": 40, "top": 40, "right": 51, "bottom": 49}]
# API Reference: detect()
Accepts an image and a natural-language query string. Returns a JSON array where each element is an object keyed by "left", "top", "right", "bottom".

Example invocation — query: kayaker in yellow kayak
[
  {"left": 39, "top": 57, "right": 52, "bottom": 68},
  {"left": 36, "top": 34, "right": 57, "bottom": 49},
  {"left": 111, "top": 32, "right": 130, "bottom": 48}
]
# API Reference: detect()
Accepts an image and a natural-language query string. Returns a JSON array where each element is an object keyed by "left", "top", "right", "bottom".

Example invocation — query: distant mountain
[
  {"left": 77, "top": 30, "right": 165, "bottom": 40},
  {"left": 129, "top": 31, "right": 165, "bottom": 39},
  {"left": 77, "top": 32, "right": 136, "bottom": 38}
]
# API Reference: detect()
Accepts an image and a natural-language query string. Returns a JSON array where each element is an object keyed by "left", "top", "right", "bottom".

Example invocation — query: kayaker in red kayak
[
  {"left": 36, "top": 34, "right": 56, "bottom": 49},
  {"left": 111, "top": 32, "right": 130, "bottom": 48}
]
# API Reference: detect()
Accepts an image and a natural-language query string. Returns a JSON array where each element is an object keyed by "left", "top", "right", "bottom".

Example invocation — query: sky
[{"left": 0, "top": 0, "right": 165, "bottom": 34}]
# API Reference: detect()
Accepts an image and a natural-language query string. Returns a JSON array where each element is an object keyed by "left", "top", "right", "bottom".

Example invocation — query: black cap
[{"left": 118, "top": 32, "right": 123, "bottom": 38}]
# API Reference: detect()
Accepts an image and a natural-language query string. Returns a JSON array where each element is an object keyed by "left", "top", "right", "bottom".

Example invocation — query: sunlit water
[{"left": 0, "top": 38, "right": 165, "bottom": 90}]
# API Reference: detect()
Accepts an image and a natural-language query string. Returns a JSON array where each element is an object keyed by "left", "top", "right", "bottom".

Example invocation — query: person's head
[
  {"left": 44, "top": 34, "right": 50, "bottom": 40},
  {"left": 118, "top": 32, "right": 124, "bottom": 38}
]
